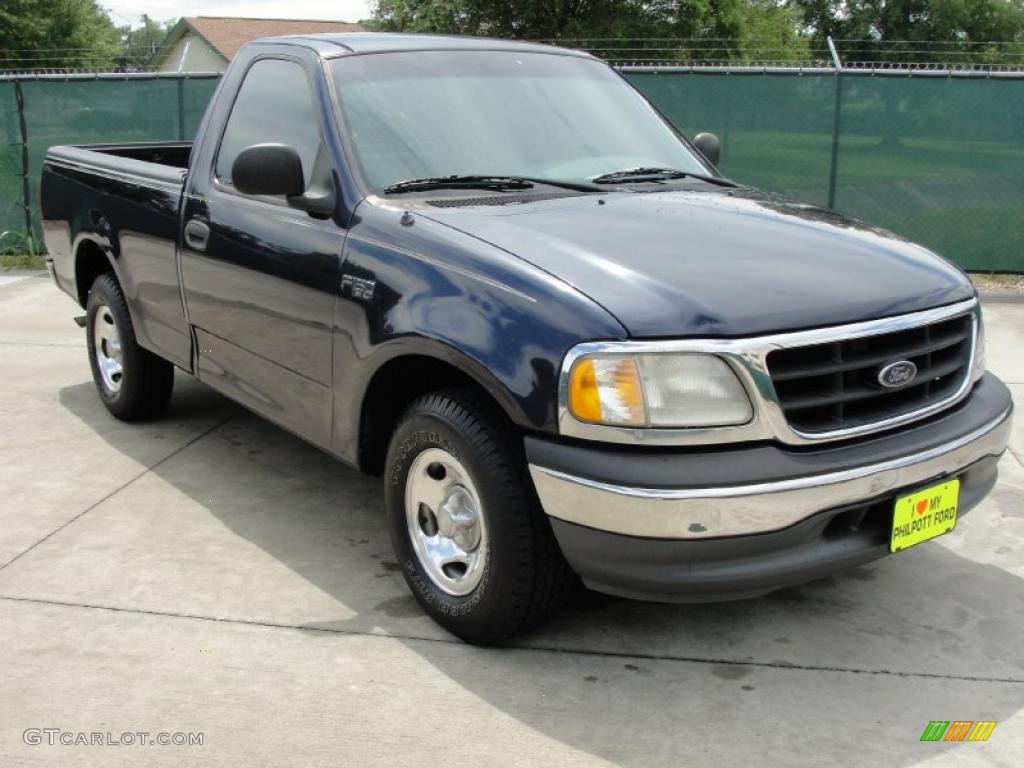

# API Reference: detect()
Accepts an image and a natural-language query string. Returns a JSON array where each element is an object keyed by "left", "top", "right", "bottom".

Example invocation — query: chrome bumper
[{"left": 529, "top": 407, "right": 1012, "bottom": 540}]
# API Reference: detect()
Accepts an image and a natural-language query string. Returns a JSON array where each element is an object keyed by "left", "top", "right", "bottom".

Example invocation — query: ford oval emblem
[{"left": 878, "top": 360, "right": 918, "bottom": 389}]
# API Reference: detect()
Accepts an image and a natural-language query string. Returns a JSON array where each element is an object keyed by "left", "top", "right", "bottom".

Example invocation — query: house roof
[{"left": 159, "top": 16, "right": 366, "bottom": 63}]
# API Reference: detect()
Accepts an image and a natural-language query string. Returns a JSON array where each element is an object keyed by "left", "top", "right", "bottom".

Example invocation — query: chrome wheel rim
[
  {"left": 93, "top": 304, "right": 123, "bottom": 393},
  {"left": 404, "top": 448, "right": 488, "bottom": 596}
]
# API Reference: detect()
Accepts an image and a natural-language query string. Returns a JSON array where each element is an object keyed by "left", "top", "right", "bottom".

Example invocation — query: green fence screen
[
  {"left": 0, "top": 80, "right": 23, "bottom": 240},
  {"left": 627, "top": 70, "right": 1024, "bottom": 272},
  {"left": 0, "top": 74, "right": 219, "bottom": 249},
  {"left": 0, "top": 70, "right": 1021, "bottom": 271}
]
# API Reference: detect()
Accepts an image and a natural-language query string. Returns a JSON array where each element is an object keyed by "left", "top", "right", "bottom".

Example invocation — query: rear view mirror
[
  {"left": 232, "top": 143, "right": 305, "bottom": 197},
  {"left": 693, "top": 132, "right": 721, "bottom": 167}
]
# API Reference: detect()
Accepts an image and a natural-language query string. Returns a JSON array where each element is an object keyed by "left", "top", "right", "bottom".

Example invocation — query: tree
[
  {"left": 741, "top": 0, "right": 810, "bottom": 62},
  {"left": 370, "top": 0, "right": 1024, "bottom": 64},
  {"left": 789, "top": 0, "right": 1024, "bottom": 64},
  {"left": 0, "top": 0, "right": 120, "bottom": 71},
  {"left": 368, "top": 0, "right": 809, "bottom": 62},
  {"left": 369, "top": 1, "right": 647, "bottom": 39},
  {"left": 117, "top": 15, "right": 177, "bottom": 70}
]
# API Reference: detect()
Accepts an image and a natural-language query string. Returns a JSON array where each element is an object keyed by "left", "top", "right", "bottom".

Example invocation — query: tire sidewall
[
  {"left": 384, "top": 410, "right": 517, "bottom": 629},
  {"left": 86, "top": 277, "right": 127, "bottom": 406}
]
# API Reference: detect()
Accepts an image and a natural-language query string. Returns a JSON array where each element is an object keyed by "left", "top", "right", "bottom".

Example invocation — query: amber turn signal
[{"left": 567, "top": 356, "right": 646, "bottom": 426}]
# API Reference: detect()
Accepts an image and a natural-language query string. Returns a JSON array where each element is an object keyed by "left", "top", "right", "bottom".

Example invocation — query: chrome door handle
[{"left": 184, "top": 219, "right": 210, "bottom": 251}]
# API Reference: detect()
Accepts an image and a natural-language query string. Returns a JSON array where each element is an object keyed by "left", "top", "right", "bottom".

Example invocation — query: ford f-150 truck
[{"left": 41, "top": 33, "right": 1013, "bottom": 644}]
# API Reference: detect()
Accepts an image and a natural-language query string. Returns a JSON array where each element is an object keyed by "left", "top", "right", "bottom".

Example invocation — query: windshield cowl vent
[{"left": 425, "top": 191, "right": 584, "bottom": 208}]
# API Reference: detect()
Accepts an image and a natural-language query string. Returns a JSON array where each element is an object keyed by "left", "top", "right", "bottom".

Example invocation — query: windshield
[{"left": 329, "top": 51, "right": 709, "bottom": 193}]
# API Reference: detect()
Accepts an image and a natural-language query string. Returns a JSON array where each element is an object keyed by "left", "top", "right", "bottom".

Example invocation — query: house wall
[{"left": 156, "top": 33, "right": 227, "bottom": 73}]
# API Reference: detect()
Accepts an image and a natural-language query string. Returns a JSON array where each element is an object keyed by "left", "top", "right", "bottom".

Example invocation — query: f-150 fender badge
[{"left": 340, "top": 274, "right": 376, "bottom": 301}]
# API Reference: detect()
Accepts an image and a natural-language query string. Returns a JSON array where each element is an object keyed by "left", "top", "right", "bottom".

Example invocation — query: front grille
[{"left": 767, "top": 313, "right": 973, "bottom": 434}]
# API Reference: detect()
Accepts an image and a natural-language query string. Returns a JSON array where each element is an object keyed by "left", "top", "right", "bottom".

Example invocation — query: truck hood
[{"left": 419, "top": 187, "right": 974, "bottom": 337}]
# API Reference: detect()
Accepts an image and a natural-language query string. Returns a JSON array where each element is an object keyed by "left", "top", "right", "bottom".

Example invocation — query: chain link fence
[{"left": 0, "top": 68, "right": 1021, "bottom": 271}]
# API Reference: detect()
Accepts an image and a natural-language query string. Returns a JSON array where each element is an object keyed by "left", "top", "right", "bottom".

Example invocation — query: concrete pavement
[{"left": 1, "top": 273, "right": 1021, "bottom": 766}]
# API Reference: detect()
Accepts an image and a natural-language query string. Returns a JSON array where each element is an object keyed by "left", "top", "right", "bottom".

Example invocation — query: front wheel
[
  {"left": 86, "top": 273, "right": 174, "bottom": 421},
  {"left": 384, "top": 388, "right": 573, "bottom": 644}
]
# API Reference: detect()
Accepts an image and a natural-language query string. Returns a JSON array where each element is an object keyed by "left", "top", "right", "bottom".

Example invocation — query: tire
[
  {"left": 384, "top": 387, "right": 573, "bottom": 644},
  {"left": 86, "top": 273, "right": 174, "bottom": 421}
]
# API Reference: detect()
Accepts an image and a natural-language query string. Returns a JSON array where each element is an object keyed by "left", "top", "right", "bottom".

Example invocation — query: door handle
[{"left": 184, "top": 219, "right": 210, "bottom": 252}]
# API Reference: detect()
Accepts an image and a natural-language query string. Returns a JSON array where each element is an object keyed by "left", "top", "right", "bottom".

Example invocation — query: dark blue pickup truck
[{"left": 40, "top": 33, "right": 1013, "bottom": 644}]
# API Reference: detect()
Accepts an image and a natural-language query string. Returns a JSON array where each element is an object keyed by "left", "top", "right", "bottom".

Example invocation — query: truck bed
[
  {"left": 81, "top": 141, "right": 192, "bottom": 167},
  {"left": 44, "top": 141, "right": 192, "bottom": 188},
  {"left": 40, "top": 140, "right": 194, "bottom": 370}
]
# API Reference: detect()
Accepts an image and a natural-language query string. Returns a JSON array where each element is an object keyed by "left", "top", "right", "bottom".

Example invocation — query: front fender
[
  {"left": 330, "top": 203, "right": 626, "bottom": 463},
  {"left": 350, "top": 336, "right": 536, "bottom": 428}
]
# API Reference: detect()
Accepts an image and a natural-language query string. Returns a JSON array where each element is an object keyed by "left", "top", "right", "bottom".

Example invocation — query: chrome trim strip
[
  {"left": 543, "top": 407, "right": 1008, "bottom": 501},
  {"left": 531, "top": 405, "right": 1011, "bottom": 539},
  {"left": 557, "top": 298, "right": 979, "bottom": 446}
]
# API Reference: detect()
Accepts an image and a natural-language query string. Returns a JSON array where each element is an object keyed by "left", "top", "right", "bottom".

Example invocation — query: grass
[
  {"left": 968, "top": 272, "right": 1024, "bottom": 292},
  {"left": 0, "top": 229, "right": 46, "bottom": 270},
  {"left": 0, "top": 252, "right": 46, "bottom": 269}
]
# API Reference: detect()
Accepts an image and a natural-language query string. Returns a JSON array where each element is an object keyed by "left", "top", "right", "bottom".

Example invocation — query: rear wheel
[
  {"left": 86, "top": 273, "right": 173, "bottom": 421},
  {"left": 384, "top": 388, "right": 573, "bottom": 645}
]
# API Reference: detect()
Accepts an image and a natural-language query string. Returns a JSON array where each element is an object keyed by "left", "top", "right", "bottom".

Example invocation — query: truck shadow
[{"left": 58, "top": 375, "right": 1024, "bottom": 765}]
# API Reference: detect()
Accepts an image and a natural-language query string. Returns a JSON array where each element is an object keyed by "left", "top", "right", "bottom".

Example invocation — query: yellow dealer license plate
[{"left": 890, "top": 479, "right": 960, "bottom": 553}]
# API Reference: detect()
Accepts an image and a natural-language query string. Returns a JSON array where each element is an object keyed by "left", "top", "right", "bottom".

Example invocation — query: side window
[{"left": 215, "top": 59, "right": 321, "bottom": 190}]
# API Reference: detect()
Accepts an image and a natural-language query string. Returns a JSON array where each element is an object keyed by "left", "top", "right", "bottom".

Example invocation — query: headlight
[
  {"left": 567, "top": 352, "right": 753, "bottom": 428},
  {"left": 972, "top": 315, "right": 986, "bottom": 382}
]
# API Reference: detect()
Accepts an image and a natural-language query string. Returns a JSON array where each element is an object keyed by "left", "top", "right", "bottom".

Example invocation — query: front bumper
[{"left": 527, "top": 374, "right": 1013, "bottom": 602}]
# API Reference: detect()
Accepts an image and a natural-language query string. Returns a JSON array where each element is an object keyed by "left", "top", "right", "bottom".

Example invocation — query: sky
[{"left": 102, "top": 1, "right": 373, "bottom": 26}]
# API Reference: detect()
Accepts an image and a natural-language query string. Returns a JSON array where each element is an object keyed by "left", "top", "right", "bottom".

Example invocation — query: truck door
[{"left": 179, "top": 56, "right": 341, "bottom": 449}]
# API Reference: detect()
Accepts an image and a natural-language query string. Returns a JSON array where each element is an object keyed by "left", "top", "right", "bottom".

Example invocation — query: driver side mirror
[
  {"left": 231, "top": 143, "right": 336, "bottom": 218},
  {"left": 693, "top": 132, "right": 721, "bottom": 167},
  {"left": 232, "top": 143, "right": 306, "bottom": 197}
]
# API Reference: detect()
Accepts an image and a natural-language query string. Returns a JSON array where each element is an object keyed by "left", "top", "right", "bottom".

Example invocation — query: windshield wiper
[
  {"left": 591, "top": 167, "right": 736, "bottom": 187},
  {"left": 384, "top": 175, "right": 535, "bottom": 194},
  {"left": 383, "top": 174, "right": 602, "bottom": 195}
]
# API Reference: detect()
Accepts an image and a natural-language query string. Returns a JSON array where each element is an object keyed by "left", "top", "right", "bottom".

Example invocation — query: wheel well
[
  {"left": 358, "top": 355, "right": 510, "bottom": 476},
  {"left": 75, "top": 241, "right": 113, "bottom": 307}
]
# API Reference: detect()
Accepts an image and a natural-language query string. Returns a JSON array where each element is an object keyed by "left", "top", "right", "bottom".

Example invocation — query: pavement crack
[
  {"left": 0, "top": 411, "right": 237, "bottom": 571},
  {"left": 518, "top": 642, "right": 1024, "bottom": 685},
  {"left": 1008, "top": 445, "right": 1024, "bottom": 468},
  {"left": 1, "top": 594, "right": 1021, "bottom": 685}
]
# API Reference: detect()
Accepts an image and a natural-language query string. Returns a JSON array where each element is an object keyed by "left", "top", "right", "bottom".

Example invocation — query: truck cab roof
[{"left": 247, "top": 32, "right": 589, "bottom": 59}]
